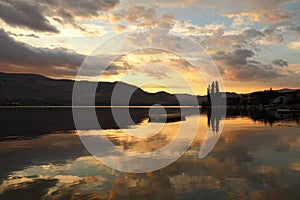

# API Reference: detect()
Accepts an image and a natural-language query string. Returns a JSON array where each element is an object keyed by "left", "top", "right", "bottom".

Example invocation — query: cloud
[
  {"left": 288, "top": 40, "right": 300, "bottom": 51},
  {"left": 225, "top": 8, "right": 292, "bottom": 25},
  {"left": 112, "top": 25, "right": 127, "bottom": 32},
  {"left": 0, "top": 28, "right": 130, "bottom": 78},
  {"left": 7, "top": 31, "right": 40, "bottom": 38},
  {"left": 137, "top": 65, "right": 171, "bottom": 80},
  {"left": 211, "top": 49, "right": 284, "bottom": 81},
  {"left": 200, "top": 29, "right": 258, "bottom": 52},
  {"left": 199, "top": 27, "right": 286, "bottom": 57},
  {"left": 55, "top": 0, "right": 120, "bottom": 17},
  {"left": 0, "top": 0, "right": 59, "bottom": 33},
  {"left": 272, "top": 59, "right": 288, "bottom": 67},
  {"left": 0, "top": 27, "right": 200, "bottom": 80},
  {"left": 290, "top": 26, "right": 300, "bottom": 35},
  {"left": 213, "top": 49, "right": 254, "bottom": 66},
  {"left": 0, "top": 0, "right": 120, "bottom": 33},
  {"left": 239, "top": 29, "right": 264, "bottom": 38},
  {"left": 171, "top": 20, "right": 225, "bottom": 37},
  {"left": 125, "top": 0, "right": 295, "bottom": 35},
  {"left": 259, "top": 28, "right": 283, "bottom": 44},
  {"left": 44, "top": 0, "right": 120, "bottom": 33},
  {"left": 110, "top": 5, "right": 175, "bottom": 29},
  {"left": 125, "top": 0, "right": 293, "bottom": 17},
  {"left": 0, "top": 28, "right": 84, "bottom": 76},
  {"left": 111, "top": 28, "right": 287, "bottom": 83}
]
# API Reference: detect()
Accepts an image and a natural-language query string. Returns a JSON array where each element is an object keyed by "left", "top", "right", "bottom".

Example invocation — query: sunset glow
[{"left": 0, "top": 0, "right": 299, "bottom": 95}]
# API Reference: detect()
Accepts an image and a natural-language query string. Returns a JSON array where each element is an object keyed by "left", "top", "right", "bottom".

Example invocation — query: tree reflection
[{"left": 207, "top": 108, "right": 225, "bottom": 133}]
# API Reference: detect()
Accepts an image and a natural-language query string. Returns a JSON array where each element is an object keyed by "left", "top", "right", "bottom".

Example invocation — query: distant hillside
[{"left": 0, "top": 72, "right": 203, "bottom": 106}]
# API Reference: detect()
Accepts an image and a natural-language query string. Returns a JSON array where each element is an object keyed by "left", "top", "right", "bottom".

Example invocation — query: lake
[{"left": 0, "top": 108, "right": 299, "bottom": 199}]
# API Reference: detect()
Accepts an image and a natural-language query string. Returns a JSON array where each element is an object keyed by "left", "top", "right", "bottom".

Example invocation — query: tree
[
  {"left": 207, "top": 85, "right": 210, "bottom": 102},
  {"left": 211, "top": 81, "right": 215, "bottom": 96},
  {"left": 215, "top": 81, "right": 219, "bottom": 94}
]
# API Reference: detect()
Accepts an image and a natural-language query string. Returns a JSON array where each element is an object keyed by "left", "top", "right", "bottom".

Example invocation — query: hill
[{"left": 0, "top": 72, "right": 201, "bottom": 106}]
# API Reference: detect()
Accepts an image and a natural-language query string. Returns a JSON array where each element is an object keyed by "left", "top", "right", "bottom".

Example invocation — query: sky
[{"left": 0, "top": 0, "right": 299, "bottom": 95}]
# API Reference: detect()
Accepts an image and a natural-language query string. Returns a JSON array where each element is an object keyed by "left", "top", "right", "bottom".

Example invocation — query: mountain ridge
[
  {"left": 0, "top": 72, "right": 202, "bottom": 106},
  {"left": 0, "top": 72, "right": 298, "bottom": 106}
]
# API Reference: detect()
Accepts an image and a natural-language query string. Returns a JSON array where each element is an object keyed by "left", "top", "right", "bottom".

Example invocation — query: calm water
[{"left": 0, "top": 108, "right": 299, "bottom": 200}]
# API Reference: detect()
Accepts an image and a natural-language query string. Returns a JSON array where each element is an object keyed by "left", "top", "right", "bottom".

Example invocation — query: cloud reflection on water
[{"left": 0, "top": 110, "right": 300, "bottom": 199}]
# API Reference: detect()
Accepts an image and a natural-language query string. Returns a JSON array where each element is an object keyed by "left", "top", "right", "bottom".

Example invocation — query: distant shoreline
[{"left": 0, "top": 106, "right": 202, "bottom": 109}]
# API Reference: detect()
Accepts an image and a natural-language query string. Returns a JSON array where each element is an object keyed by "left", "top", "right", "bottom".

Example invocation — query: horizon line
[{"left": 1, "top": 71, "right": 299, "bottom": 96}]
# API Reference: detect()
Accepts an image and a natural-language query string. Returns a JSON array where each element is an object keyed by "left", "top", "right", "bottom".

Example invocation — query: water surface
[{"left": 0, "top": 108, "right": 299, "bottom": 199}]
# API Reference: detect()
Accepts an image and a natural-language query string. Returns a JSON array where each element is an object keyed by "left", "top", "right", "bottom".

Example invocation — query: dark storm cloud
[
  {"left": 0, "top": 29, "right": 127, "bottom": 77},
  {"left": 54, "top": 0, "right": 120, "bottom": 17},
  {"left": 0, "top": 28, "right": 84, "bottom": 75},
  {"left": 201, "top": 27, "right": 284, "bottom": 53},
  {"left": 272, "top": 59, "right": 288, "bottom": 67},
  {"left": 199, "top": 26, "right": 289, "bottom": 81},
  {"left": 212, "top": 49, "right": 283, "bottom": 81},
  {"left": 0, "top": 0, "right": 59, "bottom": 33},
  {"left": 213, "top": 49, "right": 254, "bottom": 66},
  {"left": 43, "top": 0, "right": 120, "bottom": 32},
  {"left": 0, "top": 0, "right": 120, "bottom": 33}
]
